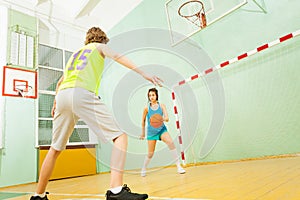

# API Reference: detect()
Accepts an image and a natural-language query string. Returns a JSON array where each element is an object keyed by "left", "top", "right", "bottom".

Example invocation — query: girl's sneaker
[
  {"left": 141, "top": 169, "right": 146, "bottom": 177},
  {"left": 177, "top": 166, "right": 186, "bottom": 174}
]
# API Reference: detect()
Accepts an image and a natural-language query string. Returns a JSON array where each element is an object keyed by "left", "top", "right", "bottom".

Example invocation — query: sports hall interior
[{"left": 0, "top": 0, "right": 299, "bottom": 199}]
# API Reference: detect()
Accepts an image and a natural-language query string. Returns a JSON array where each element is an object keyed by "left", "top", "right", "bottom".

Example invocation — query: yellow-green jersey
[{"left": 59, "top": 43, "right": 104, "bottom": 95}]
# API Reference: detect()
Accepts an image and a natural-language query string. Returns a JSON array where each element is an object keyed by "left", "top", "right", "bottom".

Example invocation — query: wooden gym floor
[{"left": 0, "top": 155, "right": 300, "bottom": 200}]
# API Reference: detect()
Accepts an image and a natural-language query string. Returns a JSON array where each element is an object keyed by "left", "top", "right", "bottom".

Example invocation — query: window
[{"left": 37, "top": 44, "right": 97, "bottom": 146}]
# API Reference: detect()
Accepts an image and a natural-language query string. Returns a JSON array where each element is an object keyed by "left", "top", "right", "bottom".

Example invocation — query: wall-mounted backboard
[{"left": 2, "top": 66, "right": 37, "bottom": 98}]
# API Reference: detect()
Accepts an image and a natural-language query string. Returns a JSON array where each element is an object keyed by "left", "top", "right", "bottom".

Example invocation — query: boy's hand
[{"left": 144, "top": 75, "right": 163, "bottom": 87}]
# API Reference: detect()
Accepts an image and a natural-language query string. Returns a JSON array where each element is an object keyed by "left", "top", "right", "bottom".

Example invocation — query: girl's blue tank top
[{"left": 147, "top": 103, "right": 166, "bottom": 137}]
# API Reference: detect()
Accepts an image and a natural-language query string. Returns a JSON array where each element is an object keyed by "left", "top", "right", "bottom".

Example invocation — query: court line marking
[{"left": 0, "top": 191, "right": 210, "bottom": 200}]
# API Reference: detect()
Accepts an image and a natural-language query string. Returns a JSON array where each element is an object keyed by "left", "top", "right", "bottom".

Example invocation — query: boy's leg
[
  {"left": 36, "top": 148, "right": 61, "bottom": 194},
  {"left": 33, "top": 88, "right": 78, "bottom": 196},
  {"left": 107, "top": 133, "right": 148, "bottom": 199},
  {"left": 73, "top": 90, "right": 148, "bottom": 199},
  {"left": 110, "top": 133, "right": 127, "bottom": 188}
]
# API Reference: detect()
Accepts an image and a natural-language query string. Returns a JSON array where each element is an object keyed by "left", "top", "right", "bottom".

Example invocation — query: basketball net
[
  {"left": 15, "top": 85, "right": 33, "bottom": 98},
  {"left": 178, "top": 0, "right": 207, "bottom": 29}
]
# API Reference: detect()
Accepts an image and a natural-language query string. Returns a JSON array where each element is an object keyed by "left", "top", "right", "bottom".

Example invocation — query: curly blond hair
[{"left": 85, "top": 27, "right": 109, "bottom": 45}]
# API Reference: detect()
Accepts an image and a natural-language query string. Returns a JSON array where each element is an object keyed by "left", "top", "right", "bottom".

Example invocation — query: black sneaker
[
  {"left": 106, "top": 184, "right": 148, "bottom": 200},
  {"left": 30, "top": 192, "right": 49, "bottom": 200}
]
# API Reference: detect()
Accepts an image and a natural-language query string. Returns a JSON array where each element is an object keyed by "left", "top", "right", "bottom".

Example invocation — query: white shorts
[{"left": 51, "top": 87, "right": 123, "bottom": 151}]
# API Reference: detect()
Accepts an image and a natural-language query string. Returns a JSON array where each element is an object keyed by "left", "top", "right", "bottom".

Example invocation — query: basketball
[{"left": 149, "top": 113, "right": 164, "bottom": 128}]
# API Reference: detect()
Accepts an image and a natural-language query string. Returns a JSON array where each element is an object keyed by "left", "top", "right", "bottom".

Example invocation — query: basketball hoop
[
  {"left": 178, "top": 0, "right": 207, "bottom": 29},
  {"left": 15, "top": 84, "right": 33, "bottom": 98}
]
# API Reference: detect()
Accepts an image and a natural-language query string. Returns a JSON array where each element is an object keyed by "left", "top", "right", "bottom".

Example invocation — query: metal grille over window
[{"left": 37, "top": 44, "right": 96, "bottom": 146}]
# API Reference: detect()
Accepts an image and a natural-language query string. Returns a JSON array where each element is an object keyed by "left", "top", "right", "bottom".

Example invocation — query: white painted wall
[
  {"left": 0, "top": 5, "right": 8, "bottom": 149},
  {"left": 0, "top": 0, "right": 143, "bottom": 50}
]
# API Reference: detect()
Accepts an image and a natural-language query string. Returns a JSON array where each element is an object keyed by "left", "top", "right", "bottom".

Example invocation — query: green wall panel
[
  {"left": 105, "top": 0, "right": 300, "bottom": 166},
  {"left": 0, "top": 9, "right": 37, "bottom": 187}
]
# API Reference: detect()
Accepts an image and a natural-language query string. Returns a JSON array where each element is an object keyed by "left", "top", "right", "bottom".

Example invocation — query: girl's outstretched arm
[{"left": 140, "top": 106, "right": 148, "bottom": 140}]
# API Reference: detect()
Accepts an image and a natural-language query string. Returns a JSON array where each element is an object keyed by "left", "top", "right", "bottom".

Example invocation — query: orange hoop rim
[{"left": 178, "top": 0, "right": 205, "bottom": 18}]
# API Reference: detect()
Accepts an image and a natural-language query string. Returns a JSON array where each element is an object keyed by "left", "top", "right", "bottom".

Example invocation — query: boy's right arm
[{"left": 98, "top": 44, "right": 163, "bottom": 86}]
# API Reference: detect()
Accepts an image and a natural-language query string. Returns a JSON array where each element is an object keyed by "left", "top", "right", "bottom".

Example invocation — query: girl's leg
[
  {"left": 141, "top": 140, "right": 157, "bottom": 176},
  {"left": 160, "top": 132, "right": 175, "bottom": 150},
  {"left": 161, "top": 132, "right": 185, "bottom": 174}
]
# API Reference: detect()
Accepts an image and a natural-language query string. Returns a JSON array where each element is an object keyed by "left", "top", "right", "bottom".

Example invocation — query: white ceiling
[{"left": 0, "top": 0, "right": 143, "bottom": 31}]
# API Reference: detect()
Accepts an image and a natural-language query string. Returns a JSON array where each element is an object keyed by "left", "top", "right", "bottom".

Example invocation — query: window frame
[{"left": 36, "top": 43, "right": 98, "bottom": 147}]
